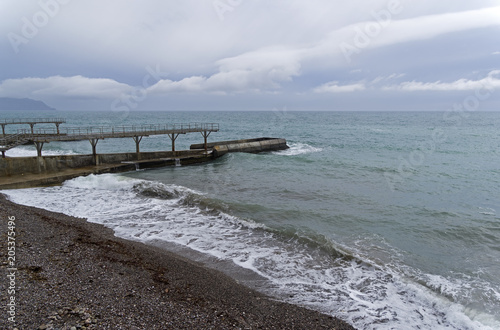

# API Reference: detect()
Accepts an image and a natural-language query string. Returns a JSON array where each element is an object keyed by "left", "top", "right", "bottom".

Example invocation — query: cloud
[
  {"left": 368, "top": 5, "right": 500, "bottom": 49},
  {"left": 0, "top": 76, "right": 132, "bottom": 99},
  {"left": 371, "top": 73, "right": 406, "bottom": 84},
  {"left": 2, "top": 2, "right": 500, "bottom": 105},
  {"left": 149, "top": 5, "right": 500, "bottom": 95},
  {"left": 383, "top": 70, "right": 500, "bottom": 91},
  {"left": 313, "top": 81, "right": 366, "bottom": 93},
  {"left": 307, "top": 5, "right": 500, "bottom": 65},
  {"left": 314, "top": 73, "right": 406, "bottom": 93},
  {"left": 0, "top": 47, "right": 302, "bottom": 101},
  {"left": 149, "top": 47, "right": 302, "bottom": 94}
]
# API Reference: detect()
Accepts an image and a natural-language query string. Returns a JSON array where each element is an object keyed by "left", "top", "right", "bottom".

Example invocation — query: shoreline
[{"left": 0, "top": 194, "right": 355, "bottom": 329}]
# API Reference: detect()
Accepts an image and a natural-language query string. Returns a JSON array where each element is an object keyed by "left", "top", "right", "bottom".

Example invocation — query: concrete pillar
[
  {"left": 34, "top": 141, "right": 44, "bottom": 157},
  {"left": 1, "top": 124, "right": 5, "bottom": 136},
  {"left": 55, "top": 123, "right": 61, "bottom": 135},
  {"left": 29, "top": 123, "right": 35, "bottom": 134},
  {"left": 168, "top": 133, "right": 180, "bottom": 155},
  {"left": 201, "top": 131, "right": 212, "bottom": 153},
  {"left": 89, "top": 138, "right": 99, "bottom": 165},
  {"left": 133, "top": 136, "right": 143, "bottom": 160}
]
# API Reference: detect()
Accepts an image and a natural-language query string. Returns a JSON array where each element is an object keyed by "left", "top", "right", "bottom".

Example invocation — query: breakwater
[{"left": 191, "top": 137, "right": 288, "bottom": 158}]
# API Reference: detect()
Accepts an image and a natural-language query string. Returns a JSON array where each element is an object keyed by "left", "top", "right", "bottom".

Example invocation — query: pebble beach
[{"left": 0, "top": 194, "right": 355, "bottom": 329}]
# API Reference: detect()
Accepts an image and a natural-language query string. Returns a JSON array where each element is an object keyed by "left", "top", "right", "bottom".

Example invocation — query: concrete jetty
[
  {"left": 0, "top": 118, "right": 288, "bottom": 189},
  {"left": 191, "top": 137, "right": 288, "bottom": 158}
]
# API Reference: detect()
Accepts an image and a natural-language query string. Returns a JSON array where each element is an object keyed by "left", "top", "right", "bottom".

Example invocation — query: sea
[{"left": 2, "top": 110, "right": 500, "bottom": 329}]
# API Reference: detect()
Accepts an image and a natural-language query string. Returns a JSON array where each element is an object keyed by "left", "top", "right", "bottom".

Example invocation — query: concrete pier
[
  {"left": 0, "top": 137, "right": 289, "bottom": 189},
  {"left": 191, "top": 137, "right": 288, "bottom": 158}
]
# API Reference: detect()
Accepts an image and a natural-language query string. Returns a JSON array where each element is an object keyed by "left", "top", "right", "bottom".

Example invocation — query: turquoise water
[{"left": 3, "top": 110, "right": 500, "bottom": 329}]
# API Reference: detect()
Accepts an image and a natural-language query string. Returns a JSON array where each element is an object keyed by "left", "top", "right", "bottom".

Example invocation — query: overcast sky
[{"left": 1, "top": 0, "right": 499, "bottom": 111}]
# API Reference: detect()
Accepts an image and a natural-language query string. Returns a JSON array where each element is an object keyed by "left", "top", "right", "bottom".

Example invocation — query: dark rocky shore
[{"left": 0, "top": 194, "right": 355, "bottom": 329}]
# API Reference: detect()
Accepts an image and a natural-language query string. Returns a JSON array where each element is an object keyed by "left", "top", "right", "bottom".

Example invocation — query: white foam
[
  {"left": 274, "top": 142, "right": 322, "bottom": 156},
  {"left": 477, "top": 207, "right": 496, "bottom": 216},
  {"left": 62, "top": 173, "right": 141, "bottom": 191},
  {"left": 5, "top": 146, "right": 79, "bottom": 157},
  {"left": 3, "top": 173, "right": 499, "bottom": 330}
]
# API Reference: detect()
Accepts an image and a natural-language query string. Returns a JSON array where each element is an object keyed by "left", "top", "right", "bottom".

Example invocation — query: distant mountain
[{"left": 0, "top": 97, "right": 56, "bottom": 111}]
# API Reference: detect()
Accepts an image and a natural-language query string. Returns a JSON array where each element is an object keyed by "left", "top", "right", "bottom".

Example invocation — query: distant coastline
[{"left": 0, "top": 97, "right": 56, "bottom": 111}]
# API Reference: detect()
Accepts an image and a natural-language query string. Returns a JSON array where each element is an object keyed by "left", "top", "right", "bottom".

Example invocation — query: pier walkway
[
  {"left": 1, "top": 118, "right": 66, "bottom": 136},
  {"left": 0, "top": 120, "right": 219, "bottom": 158}
]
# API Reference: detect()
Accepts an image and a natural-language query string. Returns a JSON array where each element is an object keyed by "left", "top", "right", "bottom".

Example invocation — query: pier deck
[
  {"left": 19, "top": 123, "right": 219, "bottom": 141},
  {"left": 0, "top": 122, "right": 219, "bottom": 157},
  {"left": 1, "top": 118, "right": 66, "bottom": 136}
]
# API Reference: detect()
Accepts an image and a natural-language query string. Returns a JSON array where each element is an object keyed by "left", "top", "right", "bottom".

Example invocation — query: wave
[
  {"left": 3, "top": 173, "right": 499, "bottom": 329},
  {"left": 273, "top": 142, "right": 322, "bottom": 156},
  {"left": 478, "top": 207, "right": 496, "bottom": 216},
  {"left": 5, "top": 146, "right": 79, "bottom": 157}
]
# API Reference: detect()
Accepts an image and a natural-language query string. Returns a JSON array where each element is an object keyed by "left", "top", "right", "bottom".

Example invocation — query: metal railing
[
  {"left": 0, "top": 118, "right": 66, "bottom": 124},
  {"left": 19, "top": 123, "right": 219, "bottom": 137},
  {"left": 1, "top": 122, "right": 219, "bottom": 151},
  {"left": 0, "top": 133, "right": 30, "bottom": 150}
]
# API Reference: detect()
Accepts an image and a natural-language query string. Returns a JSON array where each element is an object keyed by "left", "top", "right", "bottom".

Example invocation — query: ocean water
[{"left": 2, "top": 110, "right": 500, "bottom": 329}]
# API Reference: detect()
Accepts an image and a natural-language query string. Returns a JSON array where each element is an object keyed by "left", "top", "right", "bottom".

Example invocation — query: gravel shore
[{"left": 0, "top": 194, "right": 355, "bottom": 329}]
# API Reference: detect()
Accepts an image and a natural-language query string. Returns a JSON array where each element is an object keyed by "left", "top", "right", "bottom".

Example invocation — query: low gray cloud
[
  {"left": 0, "top": 76, "right": 132, "bottom": 99},
  {"left": 383, "top": 71, "right": 500, "bottom": 92}
]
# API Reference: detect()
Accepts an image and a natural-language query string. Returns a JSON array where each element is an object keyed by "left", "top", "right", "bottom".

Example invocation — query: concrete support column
[
  {"left": 29, "top": 123, "right": 35, "bottom": 134},
  {"left": 168, "top": 133, "right": 180, "bottom": 155},
  {"left": 89, "top": 138, "right": 99, "bottom": 165},
  {"left": 55, "top": 123, "right": 61, "bottom": 135},
  {"left": 1, "top": 150, "right": 5, "bottom": 158},
  {"left": 1, "top": 124, "right": 5, "bottom": 136},
  {"left": 133, "top": 136, "right": 143, "bottom": 160},
  {"left": 34, "top": 141, "right": 44, "bottom": 157},
  {"left": 201, "top": 131, "right": 212, "bottom": 153}
]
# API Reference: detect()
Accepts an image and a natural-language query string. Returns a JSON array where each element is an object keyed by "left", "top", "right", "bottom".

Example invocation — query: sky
[{"left": 1, "top": 0, "right": 499, "bottom": 111}]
